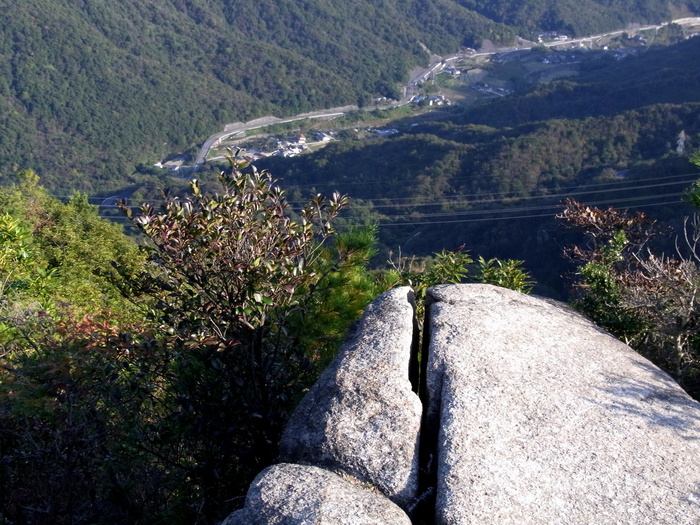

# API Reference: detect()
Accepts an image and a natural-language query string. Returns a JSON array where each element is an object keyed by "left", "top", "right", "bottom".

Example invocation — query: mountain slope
[
  {"left": 455, "top": 0, "right": 700, "bottom": 35},
  {"left": 0, "top": 0, "right": 512, "bottom": 191},
  {"left": 2, "top": 0, "right": 697, "bottom": 192},
  {"left": 255, "top": 37, "right": 700, "bottom": 294},
  {"left": 464, "top": 36, "right": 700, "bottom": 127}
]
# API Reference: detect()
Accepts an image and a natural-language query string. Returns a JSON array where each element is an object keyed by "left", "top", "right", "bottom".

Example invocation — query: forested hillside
[
  {"left": 0, "top": 0, "right": 513, "bottom": 191},
  {"left": 263, "top": 105, "right": 699, "bottom": 203},
  {"left": 464, "top": 35, "right": 700, "bottom": 126},
  {"left": 2, "top": 0, "right": 697, "bottom": 193},
  {"left": 257, "top": 36, "right": 700, "bottom": 295}
]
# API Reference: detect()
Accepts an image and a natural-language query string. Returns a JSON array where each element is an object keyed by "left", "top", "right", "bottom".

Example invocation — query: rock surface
[
  {"left": 223, "top": 463, "right": 412, "bottom": 525},
  {"left": 424, "top": 284, "right": 700, "bottom": 525},
  {"left": 279, "top": 287, "right": 422, "bottom": 509}
]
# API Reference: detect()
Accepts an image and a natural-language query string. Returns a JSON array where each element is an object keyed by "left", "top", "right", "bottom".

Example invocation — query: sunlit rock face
[
  {"left": 280, "top": 286, "right": 422, "bottom": 509},
  {"left": 223, "top": 463, "right": 412, "bottom": 525},
  {"left": 225, "top": 284, "right": 700, "bottom": 525},
  {"left": 425, "top": 284, "right": 700, "bottom": 525}
]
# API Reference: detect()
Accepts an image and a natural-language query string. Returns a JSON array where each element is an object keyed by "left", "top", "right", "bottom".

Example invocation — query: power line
[
  {"left": 369, "top": 189, "right": 688, "bottom": 220},
  {"left": 93, "top": 171, "right": 700, "bottom": 211},
  {"left": 58, "top": 170, "right": 700, "bottom": 208},
  {"left": 330, "top": 176, "right": 697, "bottom": 211},
  {"left": 376, "top": 198, "right": 687, "bottom": 227},
  {"left": 101, "top": 192, "right": 690, "bottom": 225},
  {"left": 277, "top": 169, "right": 700, "bottom": 195},
  {"left": 94, "top": 168, "right": 700, "bottom": 225}
]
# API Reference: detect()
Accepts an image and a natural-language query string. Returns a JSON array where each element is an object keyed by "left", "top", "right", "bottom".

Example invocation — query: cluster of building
[
  {"left": 410, "top": 93, "right": 451, "bottom": 106},
  {"left": 470, "top": 82, "right": 512, "bottom": 97},
  {"left": 239, "top": 132, "right": 334, "bottom": 161},
  {"left": 537, "top": 32, "right": 569, "bottom": 43}
]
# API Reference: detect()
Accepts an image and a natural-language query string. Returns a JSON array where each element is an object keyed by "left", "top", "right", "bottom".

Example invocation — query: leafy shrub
[
  {"left": 115, "top": 157, "right": 352, "bottom": 520},
  {"left": 558, "top": 197, "right": 700, "bottom": 399},
  {"left": 474, "top": 256, "right": 534, "bottom": 293}
]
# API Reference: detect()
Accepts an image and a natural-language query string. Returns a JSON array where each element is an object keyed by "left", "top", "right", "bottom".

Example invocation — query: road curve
[
  {"left": 191, "top": 17, "right": 700, "bottom": 172},
  {"left": 193, "top": 106, "right": 358, "bottom": 170}
]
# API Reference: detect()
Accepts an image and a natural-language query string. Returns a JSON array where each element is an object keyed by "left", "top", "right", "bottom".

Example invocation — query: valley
[
  {"left": 183, "top": 18, "right": 700, "bottom": 174},
  {"left": 114, "top": 16, "right": 700, "bottom": 302}
]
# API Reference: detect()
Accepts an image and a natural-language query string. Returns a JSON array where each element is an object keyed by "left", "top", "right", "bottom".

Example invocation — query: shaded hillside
[
  {"left": 256, "top": 35, "right": 700, "bottom": 295},
  {"left": 261, "top": 104, "right": 700, "bottom": 210}
]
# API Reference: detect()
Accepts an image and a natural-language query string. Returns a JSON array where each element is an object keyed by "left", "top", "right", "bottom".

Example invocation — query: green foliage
[
  {"left": 126, "top": 160, "right": 347, "bottom": 335},
  {"left": 558, "top": 198, "right": 659, "bottom": 337},
  {"left": 574, "top": 230, "right": 644, "bottom": 338},
  {"left": 4, "top": 0, "right": 693, "bottom": 193},
  {"left": 0, "top": 171, "right": 143, "bottom": 317},
  {"left": 652, "top": 23, "right": 686, "bottom": 46},
  {"left": 260, "top": 95, "right": 700, "bottom": 298},
  {"left": 692, "top": 151, "right": 700, "bottom": 168},
  {"left": 1, "top": 163, "right": 387, "bottom": 524},
  {"left": 0, "top": 315, "right": 177, "bottom": 525},
  {"left": 466, "top": 37, "right": 700, "bottom": 127},
  {"left": 263, "top": 101, "right": 700, "bottom": 210},
  {"left": 475, "top": 256, "right": 534, "bottom": 293},
  {"left": 289, "top": 224, "right": 393, "bottom": 369},
  {"left": 0, "top": 176, "right": 161, "bottom": 524},
  {"left": 389, "top": 247, "right": 473, "bottom": 318},
  {"left": 0, "top": 214, "right": 39, "bottom": 297},
  {"left": 558, "top": 198, "right": 700, "bottom": 399},
  {"left": 116, "top": 159, "right": 349, "bottom": 512},
  {"left": 421, "top": 249, "right": 474, "bottom": 287},
  {"left": 2, "top": 4, "right": 700, "bottom": 519},
  {"left": 684, "top": 179, "right": 700, "bottom": 209}
]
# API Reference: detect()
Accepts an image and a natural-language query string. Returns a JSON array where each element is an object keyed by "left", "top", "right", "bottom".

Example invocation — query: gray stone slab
[
  {"left": 280, "top": 287, "right": 422, "bottom": 509},
  {"left": 223, "top": 463, "right": 412, "bottom": 525},
  {"left": 425, "top": 284, "right": 700, "bottom": 525}
]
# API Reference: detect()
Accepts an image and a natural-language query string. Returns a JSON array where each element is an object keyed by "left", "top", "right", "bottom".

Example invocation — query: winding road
[{"left": 190, "top": 17, "right": 700, "bottom": 173}]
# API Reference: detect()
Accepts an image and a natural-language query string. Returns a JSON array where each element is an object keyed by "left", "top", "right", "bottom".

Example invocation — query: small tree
[
  {"left": 388, "top": 247, "right": 473, "bottom": 311},
  {"left": 474, "top": 257, "right": 534, "bottom": 293},
  {"left": 118, "top": 156, "right": 350, "bottom": 520},
  {"left": 558, "top": 197, "right": 700, "bottom": 398},
  {"left": 126, "top": 160, "right": 347, "bottom": 338},
  {"left": 288, "top": 223, "right": 393, "bottom": 369}
]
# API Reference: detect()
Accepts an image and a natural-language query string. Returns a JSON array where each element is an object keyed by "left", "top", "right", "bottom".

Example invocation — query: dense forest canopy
[
  {"left": 455, "top": 0, "right": 700, "bottom": 35},
  {"left": 2, "top": 0, "right": 698, "bottom": 193}
]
